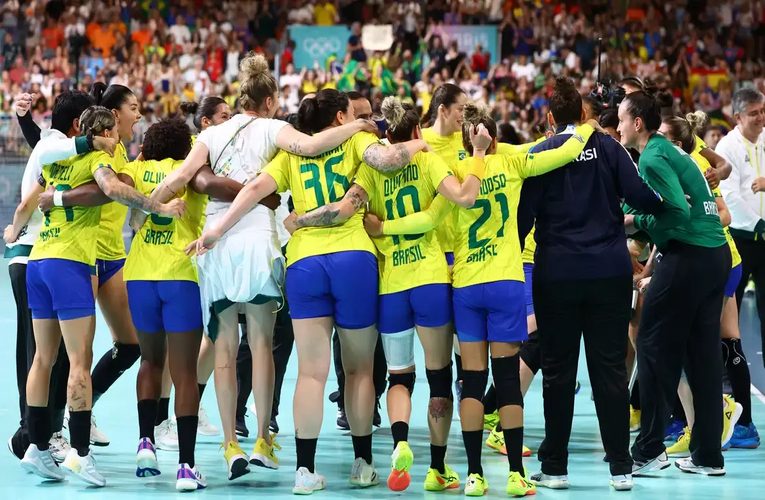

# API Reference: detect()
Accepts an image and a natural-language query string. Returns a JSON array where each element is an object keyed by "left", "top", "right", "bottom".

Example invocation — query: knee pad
[
  {"left": 381, "top": 329, "right": 415, "bottom": 371},
  {"left": 113, "top": 342, "right": 142, "bottom": 369},
  {"left": 519, "top": 330, "right": 541, "bottom": 375},
  {"left": 491, "top": 354, "right": 523, "bottom": 409},
  {"left": 388, "top": 371, "right": 416, "bottom": 395},
  {"left": 461, "top": 369, "right": 489, "bottom": 403},
  {"left": 722, "top": 337, "right": 747, "bottom": 366},
  {"left": 426, "top": 362, "right": 453, "bottom": 400}
]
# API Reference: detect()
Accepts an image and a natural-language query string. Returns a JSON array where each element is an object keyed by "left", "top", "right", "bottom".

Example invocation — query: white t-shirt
[
  {"left": 511, "top": 62, "right": 537, "bottom": 82},
  {"left": 169, "top": 24, "right": 192, "bottom": 44},
  {"left": 196, "top": 114, "right": 288, "bottom": 237},
  {"left": 279, "top": 73, "right": 302, "bottom": 92}
]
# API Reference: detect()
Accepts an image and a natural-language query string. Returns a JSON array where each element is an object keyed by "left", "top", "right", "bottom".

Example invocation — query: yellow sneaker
[
  {"left": 630, "top": 406, "right": 641, "bottom": 432},
  {"left": 484, "top": 411, "right": 500, "bottom": 431},
  {"left": 424, "top": 463, "right": 460, "bottom": 491},
  {"left": 222, "top": 441, "right": 250, "bottom": 480},
  {"left": 722, "top": 395, "right": 743, "bottom": 445},
  {"left": 249, "top": 434, "right": 281, "bottom": 470},
  {"left": 666, "top": 428, "right": 691, "bottom": 458},
  {"left": 387, "top": 441, "right": 413, "bottom": 491},
  {"left": 465, "top": 473, "right": 488, "bottom": 496},
  {"left": 506, "top": 470, "right": 536, "bottom": 497},
  {"left": 522, "top": 445, "right": 532, "bottom": 457},
  {"left": 486, "top": 426, "right": 506, "bottom": 454}
]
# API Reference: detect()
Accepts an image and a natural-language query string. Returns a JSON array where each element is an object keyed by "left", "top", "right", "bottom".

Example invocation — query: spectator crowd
[{"left": 1, "top": 0, "right": 765, "bottom": 155}]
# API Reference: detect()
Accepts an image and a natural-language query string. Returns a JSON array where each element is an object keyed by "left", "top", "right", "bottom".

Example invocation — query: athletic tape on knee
[
  {"left": 381, "top": 329, "right": 415, "bottom": 371},
  {"left": 388, "top": 372, "right": 416, "bottom": 395},
  {"left": 461, "top": 369, "right": 489, "bottom": 402},
  {"left": 426, "top": 362, "right": 453, "bottom": 400},
  {"left": 491, "top": 355, "right": 523, "bottom": 409}
]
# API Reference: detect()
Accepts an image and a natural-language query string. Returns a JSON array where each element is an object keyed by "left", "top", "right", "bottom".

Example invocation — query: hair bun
[
  {"left": 463, "top": 102, "right": 491, "bottom": 124},
  {"left": 90, "top": 82, "right": 107, "bottom": 105},
  {"left": 381, "top": 97, "right": 406, "bottom": 128},
  {"left": 686, "top": 110, "right": 709, "bottom": 135},
  {"left": 180, "top": 101, "right": 199, "bottom": 116},
  {"left": 239, "top": 53, "right": 269, "bottom": 78},
  {"left": 641, "top": 78, "right": 659, "bottom": 96},
  {"left": 553, "top": 75, "right": 575, "bottom": 92}
]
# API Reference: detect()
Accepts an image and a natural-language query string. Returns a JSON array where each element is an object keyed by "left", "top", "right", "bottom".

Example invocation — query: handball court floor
[{"left": 1, "top": 271, "right": 764, "bottom": 499}]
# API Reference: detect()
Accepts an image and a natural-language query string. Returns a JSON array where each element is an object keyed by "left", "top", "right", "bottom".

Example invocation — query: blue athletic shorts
[
  {"left": 445, "top": 252, "right": 455, "bottom": 266},
  {"left": 378, "top": 283, "right": 452, "bottom": 333},
  {"left": 725, "top": 264, "right": 742, "bottom": 298},
  {"left": 27, "top": 259, "right": 95, "bottom": 320},
  {"left": 126, "top": 280, "right": 203, "bottom": 333},
  {"left": 286, "top": 250, "right": 378, "bottom": 329},
  {"left": 453, "top": 280, "right": 527, "bottom": 343},
  {"left": 96, "top": 258, "right": 125, "bottom": 288},
  {"left": 523, "top": 263, "right": 534, "bottom": 316}
]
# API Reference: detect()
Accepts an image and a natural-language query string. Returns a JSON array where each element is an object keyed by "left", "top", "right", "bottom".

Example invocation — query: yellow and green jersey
[
  {"left": 451, "top": 126, "right": 593, "bottom": 289},
  {"left": 30, "top": 151, "right": 106, "bottom": 265},
  {"left": 96, "top": 141, "right": 129, "bottom": 260},
  {"left": 421, "top": 128, "right": 539, "bottom": 254},
  {"left": 122, "top": 158, "right": 207, "bottom": 282},
  {"left": 263, "top": 131, "right": 380, "bottom": 266},
  {"left": 354, "top": 151, "right": 452, "bottom": 294},
  {"left": 521, "top": 227, "right": 536, "bottom": 265},
  {"left": 692, "top": 136, "right": 742, "bottom": 268}
]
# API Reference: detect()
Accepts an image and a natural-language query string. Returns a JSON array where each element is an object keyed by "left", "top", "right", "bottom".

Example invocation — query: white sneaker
[
  {"left": 61, "top": 448, "right": 106, "bottom": 487},
  {"left": 632, "top": 451, "right": 670, "bottom": 476},
  {"left": 349, "top": 457, "right": 379, "bottom": 487},
  {"left": 529, "top": 471, "right": 570, "bottom": 489},
  {"left": 610, "top": 474, "right": 633, "bottom": 491},
  {"left": 176, "top": 463, "right": 207, "bottom": 491},
  {"left": 89, "top": 413, "right": 110, "bottom": 446},
  {"left": 293, "top": 466, "right": 326, "bottom": 495},
  {"left": 49, "top": 432, "right": 71, "bottom": 463},
  {"left": 155, "top": 419, "right": 180, "bottom": 451},
  {"left": 197, "top": 404, "right": 221, "bottom": 436},
  {"left": 21, "top": 443, "right": 66, "bottom": 481},
  {"left": 674, "top": 457, "right": 726, "bottom": 476}
]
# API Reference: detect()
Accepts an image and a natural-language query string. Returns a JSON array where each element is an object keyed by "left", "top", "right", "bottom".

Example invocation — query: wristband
[
  {"left": 53, "top": 190, "right": 64, "bottom": 207},
  {"left": 470, "top": 156, "right": 485, "bottom": 180},
  {"left": 86, "top": 133, "right": 94, "bottom": 151}
]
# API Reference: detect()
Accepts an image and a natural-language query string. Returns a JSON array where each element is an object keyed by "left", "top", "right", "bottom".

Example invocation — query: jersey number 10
[{"left": 385, "top": 185, "right": 424, "bottom": 245}]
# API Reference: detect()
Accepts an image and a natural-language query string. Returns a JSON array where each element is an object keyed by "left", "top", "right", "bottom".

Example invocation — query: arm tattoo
[
  {"left": 288, "top": 139, "right": 303, "bottom": 155},
  {"left": 362, "top": 143, "right": 410, "bottom": 173},
  {"left": 94, "top": 167, "right": 166, "bottom": 214},
  {"left": 294, "top": 185, "right": 365, "bottom": 228}
]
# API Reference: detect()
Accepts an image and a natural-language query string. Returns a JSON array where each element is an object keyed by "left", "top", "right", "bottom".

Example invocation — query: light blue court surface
[{"left": 1, "top": 270, "right": 764, "bottom": 500}]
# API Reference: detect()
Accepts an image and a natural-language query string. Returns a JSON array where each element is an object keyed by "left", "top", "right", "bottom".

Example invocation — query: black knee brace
[
  {"left": 491, "top": 354, "right": 523, "bottom": 409},
  {"left": 519, "top": 329, "right": 541, "bottom": 375},
  {"left": 388, "top": 372, "right": 416, "bottom": 395},
  {"left": 426, "top": 362, "right": 453, "bottom": 400},
  {"left": 460, "top": 369, "right": 489, "bottom": 402},
  {"left": 92, "top": 342, "right": 141, "bottom": 402},
  {"left": 722, "top": 337, "right": 747, "bottom": 366}
]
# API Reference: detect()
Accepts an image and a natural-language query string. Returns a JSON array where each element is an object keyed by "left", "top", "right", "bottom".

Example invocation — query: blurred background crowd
[{"left": 0, "top": 0, "right": 764, "bottom": 157}]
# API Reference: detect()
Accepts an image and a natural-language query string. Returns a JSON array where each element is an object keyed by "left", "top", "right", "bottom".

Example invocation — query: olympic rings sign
[
  {"left": 302, "top": 37, "right": 342, "bottom": 58},
  {"left": 290, "top": 26, "right": 351, "bottom": 69}
]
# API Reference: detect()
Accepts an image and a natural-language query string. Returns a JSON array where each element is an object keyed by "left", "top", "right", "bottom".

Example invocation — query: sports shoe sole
[
  {"left": 62, "top": 464, "right": 106, "bottom": 487},
  {"left": 21, "top": 458, "right": 65, "bottom": 481},
  {"left": 674, "top": 461, "right": 726, "bottom": 476},
  {"left": 632, "top": 457, "right": 670, "bottom": 477},
  {"left": 250, "top": 453, "right": 279, "bottom": 470},
  {"left": 228, "top": 457, "right": 251, "bottom": 481}
]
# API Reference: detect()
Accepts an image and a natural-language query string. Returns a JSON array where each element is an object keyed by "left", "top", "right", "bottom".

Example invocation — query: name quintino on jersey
[{"left": 384, "top": 163, "right": 419, "bottom": 196}]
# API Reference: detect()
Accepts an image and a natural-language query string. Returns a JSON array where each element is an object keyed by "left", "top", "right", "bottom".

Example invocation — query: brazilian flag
[
  {"left": 326, "top": 54, "right": 343, "bottom": 76},
  {"left": 707, "top": 109, "right": 732, "bottom": 134},
  {"left": 337, "top": 60, "right": 358, "bottom": 92},
  {"left": 141, "top": 0, "right": 168, "bottom": 19},
  {"left": 380, "top": 67, "right": 397, "bottom": 96}
]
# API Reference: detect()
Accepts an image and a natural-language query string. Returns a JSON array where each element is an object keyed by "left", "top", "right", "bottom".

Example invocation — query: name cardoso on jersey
[{"left": 480, "top": 173, "right": 508, "bottom": 195}]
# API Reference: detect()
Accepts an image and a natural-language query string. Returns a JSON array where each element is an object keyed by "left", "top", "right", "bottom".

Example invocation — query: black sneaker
[
  {"left": 336, "top": 408, "right": 350, "bottom": 431},
  {"left": 236, "top": 416, "right": 249, "bottom": 438},
  {"left": 373, "top": 399, "right": 382, "bottom": 428},
  {"left": 269, "top": 414, "right": 279, "bottom": 434}
]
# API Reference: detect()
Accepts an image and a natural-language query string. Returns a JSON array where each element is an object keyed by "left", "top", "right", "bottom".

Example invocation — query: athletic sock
[
  {"left": 176, "top": 415, "right": 198, "bottom": 466},
  {"left": 723, "top": 338, "right": 753, "bottom": 426},
  {"left": 391, "top": 421, "right": 409, "bottom": 448},
  {"left": 502, "top": 427, "right": 524, "bottom": 473},
  {"left": 138, "top": 399, "right": 159, "bottom": 443},
  {"left": 430, "top": 444, "right": 447, "bottom": 474},
  {"left": 27, "top": 406, "right": 51, "bottom": 450},
  {"left": 296, "top": 437, "right": 318, "bottom": 472},
  {"left": 483, "top": 384, "right": 497, "bottom": 414},
  {"left": 91, "top": 343, "right": 141, "bottom": 404},
  {"left": 69, "top": 410, "right": 91, "bottom": 457},
  {"left": 462, "top": 430, "right": 483, "bottom": 476},
  {"left": 156, "top": 397, "right": 170, "bottom": 425},
  {"left": 198, "top": 383, "right": 206, "bottom": 400},
  {"left": 352, "top": 433, "right": 373, "bottom": 464}
]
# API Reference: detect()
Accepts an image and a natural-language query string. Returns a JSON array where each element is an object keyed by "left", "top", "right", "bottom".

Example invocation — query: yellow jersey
[
  {"left": 30, "top": 151, "right": 106, "bottom": 265},
  {"left": 263, "top": 131, "right": 380, "bottom": 266},
  {"left": 693, "top": 136, "right": 742, "bottom": 268},
  {"left": 96, "top": 141, "right": 129, "bottom": 260},
  {"left": 354, "top": 151, "right": 452, "bottom": 294},
  {"left": 521, "top": 228, "right": 536, "bottom": 264},
  {"left": 122, "top": 158, "right": 207, "bottom": 281}
]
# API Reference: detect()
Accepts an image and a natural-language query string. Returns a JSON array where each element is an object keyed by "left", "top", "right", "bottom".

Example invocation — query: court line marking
[{"left": 752, "top": 384, "right": 765, "bottom": 405}]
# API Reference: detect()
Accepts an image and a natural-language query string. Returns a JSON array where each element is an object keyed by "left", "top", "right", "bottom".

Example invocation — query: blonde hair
[
  {"left": 79, "top": 106, "right": 116, "bottom": 136},
  {"left": 238, "top": 53, "right": 278, "bottom": 111},
  {"left": 381, "top": 96, "right": 420, "bottom": 142},
  {"left": 461, "top": 103, "right": 497, "bottom": 155},
  {"left": 685, "top": 110, "right": 709, "bottom": 136}
]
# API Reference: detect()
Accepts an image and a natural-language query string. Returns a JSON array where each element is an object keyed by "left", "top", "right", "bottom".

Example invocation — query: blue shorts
[
  {"left": 523, "top": 263, "right": 534, "bottom": 316},
  {"left": 453, "top": 280, "right": 528, "bottom": 343},
  {"left": 378, "top": 283, "right": 452, "bottom": 333},
  {"left": 27, "top": 259, "right": 95, "bottom": 320},
  {"left": 96, "top": 258, "right": 125, "bottom": 288},
  {"left": 725, "top": 264, "right": 743, "bottom": 298},
  {"left": 445, "top": 252, "right": 455, "bottom": 266},
  {"left": 127, "top": 280, "right": 203, "bottom": 333},
  {"left": 286, "top": 251, "right": 378, "bottom": 329}
]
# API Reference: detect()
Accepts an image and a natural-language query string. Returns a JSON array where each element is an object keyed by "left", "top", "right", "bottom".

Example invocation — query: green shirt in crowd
[{"left": 631, "top": 133, "right": 727, "bottom": 251}]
